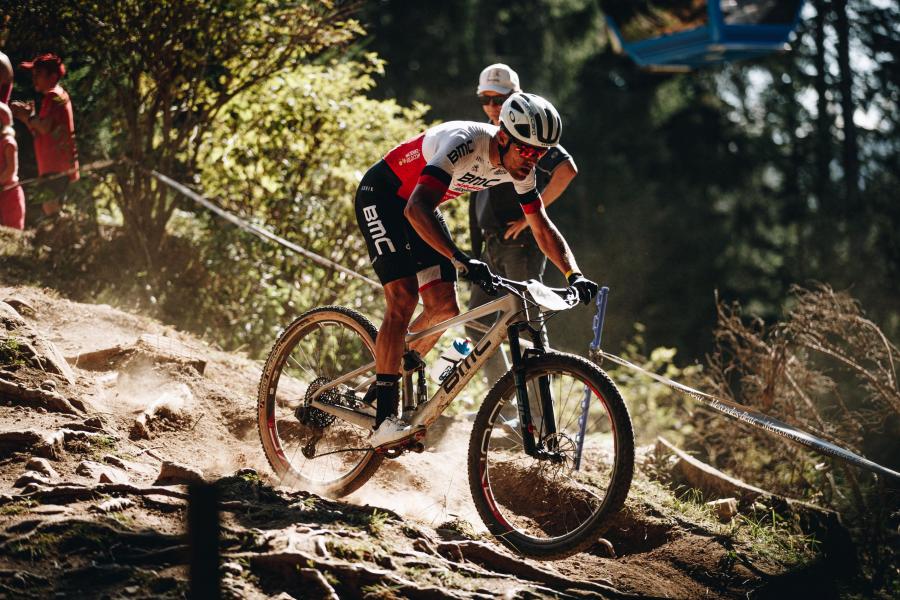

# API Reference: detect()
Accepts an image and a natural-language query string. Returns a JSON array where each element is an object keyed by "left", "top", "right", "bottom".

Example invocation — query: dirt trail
[{"left": 0, "top": 284, "right": 839, "bottom": 599}]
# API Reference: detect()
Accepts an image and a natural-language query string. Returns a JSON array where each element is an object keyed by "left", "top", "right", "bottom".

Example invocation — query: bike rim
[
  {"left": 264, "top": 315, "right": 376, "bottom": 490},
  {"left": 477, "top": 367, "right": 620, "bottom": 547}
]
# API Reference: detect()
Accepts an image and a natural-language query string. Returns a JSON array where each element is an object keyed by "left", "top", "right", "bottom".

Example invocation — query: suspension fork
[
  {"left": 528, "top": 324, "right": 558, "bottom": 449},
  {"left": 508, "top": 324, "right": 538, "bottom": 456},
  {"left": 508, "top": 323, "right": 559, "bottom": 458}
]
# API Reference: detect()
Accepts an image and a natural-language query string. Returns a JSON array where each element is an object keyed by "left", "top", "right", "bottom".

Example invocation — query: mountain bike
[{"left": 257, "top": 277, "right": 634, "bottom": 559}]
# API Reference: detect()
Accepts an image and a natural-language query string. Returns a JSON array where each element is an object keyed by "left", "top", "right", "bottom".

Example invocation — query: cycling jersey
[{"left": 382, "top": 121, "right": 542, "bottom": 214}]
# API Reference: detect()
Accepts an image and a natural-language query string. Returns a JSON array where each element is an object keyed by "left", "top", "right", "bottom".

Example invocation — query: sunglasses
[
  {"left": 513, "top": 142, "right": 547, "bottom": 161},
  {"left": 478, "top": 94, "right": 509, "bottom": 106}
]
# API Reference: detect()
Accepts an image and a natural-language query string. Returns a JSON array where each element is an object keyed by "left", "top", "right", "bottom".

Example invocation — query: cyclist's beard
[{"left": 499, "top": 141, "right": 528, "bottom": 180}]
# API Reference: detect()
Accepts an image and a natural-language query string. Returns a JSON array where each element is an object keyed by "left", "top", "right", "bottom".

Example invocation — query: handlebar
[{"left": 490, "top": 275, "right": 581, "bottom": 311}]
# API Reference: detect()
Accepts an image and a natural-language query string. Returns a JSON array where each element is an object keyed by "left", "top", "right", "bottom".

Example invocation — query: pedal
[{"left": 373, "top": 427, "right": 427, "bottom": 456}]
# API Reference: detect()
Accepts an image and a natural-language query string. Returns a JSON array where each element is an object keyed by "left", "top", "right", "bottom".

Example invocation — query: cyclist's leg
[
  {"left": 406, "top": 208, "right": 460, "bottom": 358},
  {"left": 379, "top": 278, "right": 419, "bottom": 375},
  {"left": 355, "top": 161, "right": 419, "bottom": 426},
  {"left": 409, "top": 280, "right": 458, "bottom": 357}
]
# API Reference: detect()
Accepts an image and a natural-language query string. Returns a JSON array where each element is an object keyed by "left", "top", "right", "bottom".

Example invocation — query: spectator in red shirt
[
  {"left": 0, "top": 103, "right": 25, "bottom": 230},
  {"left": 10, "top": 53, "right": 79, "bottom": 218},
  {"left": 0, "top": 51, "right": 12, "bottom": 105}
]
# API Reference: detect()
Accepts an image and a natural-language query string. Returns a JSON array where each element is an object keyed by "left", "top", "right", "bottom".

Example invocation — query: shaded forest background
[
  {"left": 2, "top": 0, "right": 897, "bottom": 362},
  {"left": 360, "top": 0, "right": 899, "bottom": 362},
  {"left": 1, "top": 0, "right": 898, "bottom": 594}
]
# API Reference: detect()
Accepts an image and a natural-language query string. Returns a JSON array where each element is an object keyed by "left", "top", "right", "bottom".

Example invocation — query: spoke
[
  {"left": 288, "top": 353, "right": 313, "bottom": 377},
  {"left": 315, "top": 324, "right": 327, "bottom": 375},
  {"left": 294, "top": 337, "right": 320, "bottom": 375}
]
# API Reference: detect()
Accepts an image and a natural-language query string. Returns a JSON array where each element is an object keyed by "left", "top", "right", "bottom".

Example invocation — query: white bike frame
[{"left": 308, "top": 290, "right": 530, "bottom": 431}]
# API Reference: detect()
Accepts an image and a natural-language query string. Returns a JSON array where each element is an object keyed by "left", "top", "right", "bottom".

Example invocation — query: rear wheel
[
  {"left": 467, "top": 352, "right": 634, "bottom": 559},
  {"left": 257, "top": 306, "right": 383, "bottom": 497}
]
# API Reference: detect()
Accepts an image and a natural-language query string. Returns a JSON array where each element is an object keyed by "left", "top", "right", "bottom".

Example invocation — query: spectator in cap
[
  {"left": 465, "top": 63, "right": 579, "bottom": 383},
  {"left": 10, "top": 53, "right": 79, "bottom": 219},
  {"left": 0, "top": 51, "right": 12, "bottom": 105},
  {"left": 0, "top": 103, "right": 25, "bottom": 230}
]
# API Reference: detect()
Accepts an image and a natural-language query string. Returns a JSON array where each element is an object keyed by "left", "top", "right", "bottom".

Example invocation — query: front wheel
[{"left": 468, "top": 352, "right": 634, "bottom": 559}]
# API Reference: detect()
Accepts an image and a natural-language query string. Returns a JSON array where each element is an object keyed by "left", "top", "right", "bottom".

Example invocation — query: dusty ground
[{"left": 0, "top": 283, "right": 845, "bottom": 599}]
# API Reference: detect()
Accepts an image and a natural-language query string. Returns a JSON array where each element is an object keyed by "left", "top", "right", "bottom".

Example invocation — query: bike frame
[{"left": 308, "top": 287, "right": 540, "bottom": 434}]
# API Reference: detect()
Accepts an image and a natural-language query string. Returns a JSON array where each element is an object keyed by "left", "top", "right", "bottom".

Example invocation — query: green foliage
[
  {"left": 607, "top": 323, "right": 703, "bottom": 445},
  {"left": 160, "top": 57, "right": 431, "bottom": 353},
  {"left": 5, "top": 0, "right": 363, "bottom": 265}
]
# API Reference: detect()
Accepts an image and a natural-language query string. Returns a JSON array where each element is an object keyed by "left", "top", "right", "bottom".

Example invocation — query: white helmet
[{"left": 499, "top": 92, "right": 562, "bottom": 148}]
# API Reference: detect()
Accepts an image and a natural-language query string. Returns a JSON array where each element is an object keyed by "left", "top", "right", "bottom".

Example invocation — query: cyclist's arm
[
  {"left": 540, "top": 158, "right": 577, "bottom": 208},
  {"left": 522, "top": 197, "right": 580, "bottom": 276},
  {"left": 404, "top": 176, "right": 459, "bottom": 259}
]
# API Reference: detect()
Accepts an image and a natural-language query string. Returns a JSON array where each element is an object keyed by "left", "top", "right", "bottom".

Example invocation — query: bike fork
[{"left": 508, "top": 325, "right": 558, "bottom": 458}]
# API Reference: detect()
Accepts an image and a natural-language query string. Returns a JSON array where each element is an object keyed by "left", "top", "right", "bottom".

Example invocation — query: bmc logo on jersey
[
  {"left": 458, "top": 172, "right": 500, "bottom": 188},
  {"left": 362, "top": 205, "right": 396, "bottom": 256},
  {"left": 448, "top": 139, "right": 474, "bottom": 164}
]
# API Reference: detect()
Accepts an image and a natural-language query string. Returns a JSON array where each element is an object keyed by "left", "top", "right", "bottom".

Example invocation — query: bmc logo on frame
[
  {"left": 362, "top": 205, "right": 396, "bottom": 255},
  {"left": 440, "top": 338, "right": 493, "bottom": 393}
]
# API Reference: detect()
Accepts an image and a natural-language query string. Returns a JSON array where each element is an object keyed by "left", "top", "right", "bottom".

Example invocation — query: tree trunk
[
  {"left": 813, "top": 0, "right": 832, "bottom": 212},
  {"left": 833, "top": 0, "right": 859, "bottom": 211}
]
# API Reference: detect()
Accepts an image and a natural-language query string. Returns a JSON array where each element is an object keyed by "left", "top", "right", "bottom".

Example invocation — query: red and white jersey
[{"left": 383, "top": 121, "right": 541, "bottom": 213}]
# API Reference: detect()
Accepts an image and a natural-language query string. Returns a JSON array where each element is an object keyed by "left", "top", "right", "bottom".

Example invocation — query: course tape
[
  {"left": 147, "top": 169, "right": 382, "bottom": 290},
  {"left": 1, "top": 159, "right": 119, "bottom": 194},
  {"left": 594, "top": 349, "right": 900, "bottom": 482},
  {"left": 147, "top": 168, "right": 496, "bottom": 333}
]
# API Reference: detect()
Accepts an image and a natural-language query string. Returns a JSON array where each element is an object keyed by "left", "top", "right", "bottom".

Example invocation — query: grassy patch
[
  {"left": 361, "top": 582, "right": 405, "bottom": 600},
  {"left": 730, "top": 509, "right": 820, "bottom": 566},
  {"left": 0, "top": 498, "right": 37, "bottom": 516},
  {"left": 66, "top": 434, "right": 118, "bottom": 459},
  {"left": 9, "top": 521, "right": 130, "bottom": 562},
  {"left": 344, "top": 508, "right": 391, "bottom": 536},
  {"left": 8, "top": 531, "right": 61, "bottom": 560},
  {"left": 0, "top": 336, "right": 28, "bottom": 367}
]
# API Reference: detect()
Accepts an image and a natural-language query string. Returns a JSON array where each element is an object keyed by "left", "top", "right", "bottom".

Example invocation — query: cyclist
[{"left": 355, "top": 92, "right": 598, "bottom": 449}]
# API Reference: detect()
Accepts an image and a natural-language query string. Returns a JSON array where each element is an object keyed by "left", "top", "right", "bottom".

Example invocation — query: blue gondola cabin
[{"left": 602, "top": 0, "right": 806, "bottom": 70}]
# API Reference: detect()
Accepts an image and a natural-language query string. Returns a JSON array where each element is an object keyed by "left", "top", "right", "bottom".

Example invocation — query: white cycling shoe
[{"left": 369, "top": 417, "right": 423, "bottom": 450}]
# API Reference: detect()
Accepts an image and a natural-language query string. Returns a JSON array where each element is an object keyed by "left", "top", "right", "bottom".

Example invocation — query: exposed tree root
[
  {"left": 0, "top": 378, "right": 82, "bottom": 414},
  {"left": 435, "top": 540, "right": 640, "bottom": 598},
  {"left": 4, "top": 481, "right": 190, "bottom": 506}
]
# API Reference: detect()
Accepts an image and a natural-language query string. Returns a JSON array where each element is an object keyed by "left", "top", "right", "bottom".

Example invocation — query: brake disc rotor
[{"left": 541, "top": 432, "right": 577, "bottom": 467}]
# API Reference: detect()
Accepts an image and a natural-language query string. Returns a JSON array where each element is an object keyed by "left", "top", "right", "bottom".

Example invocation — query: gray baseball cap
[{"left": 477, "top": 63, "right": 521, "bottom": 95}]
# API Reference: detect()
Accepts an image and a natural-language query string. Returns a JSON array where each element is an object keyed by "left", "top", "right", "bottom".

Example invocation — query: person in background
[
  {"left": 10, "top": 53, "right": 79, "bottom": 219},
  {"left": 0, "top": 51, "right": 12, "bottom": 105},
  {"left": 466, "top": 64, "right": 579, "bottom": 383},
  {"left": 0, "top": 103, "right": 25, "bottom": 230}
]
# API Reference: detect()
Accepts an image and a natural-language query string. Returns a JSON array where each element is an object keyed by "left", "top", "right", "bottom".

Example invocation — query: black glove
[
  {"left": 567, "top": 272, "right": 598, "bottom": 305},
  {"left": 453, "top": 250, "right": 497, "bottom": 295}
]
